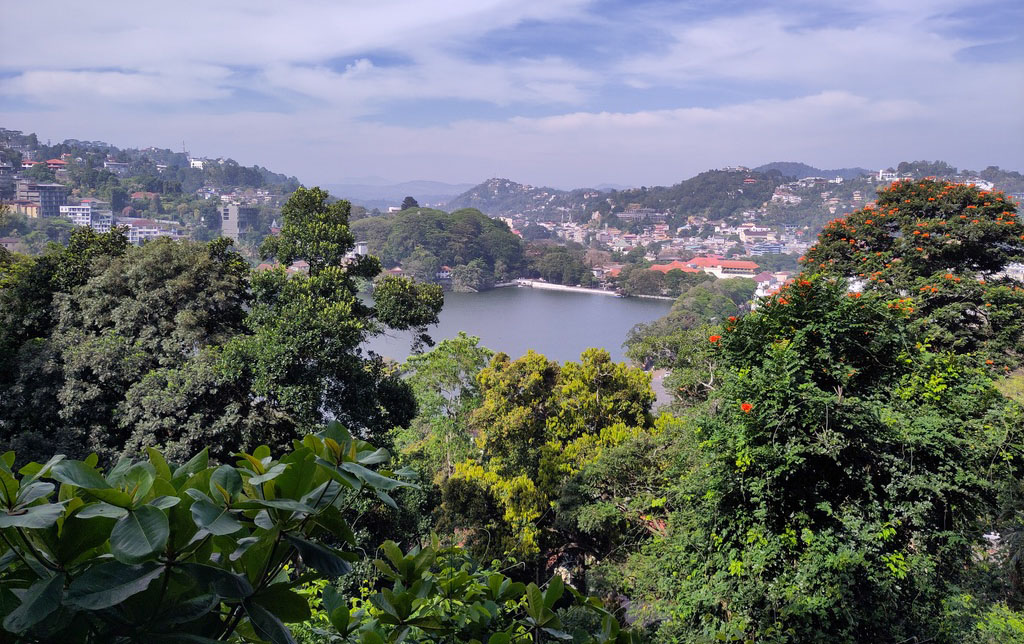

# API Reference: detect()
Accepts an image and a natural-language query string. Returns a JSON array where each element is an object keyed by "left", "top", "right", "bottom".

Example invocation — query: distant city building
[
  {"left": 103, "top": 160, "right": 130, "bottom": 175},
  {"left": 116, "top": 217, "right": 185, "bottom": 245},
  {"left": 749, "top": 243, "right": 785, "bottom": 255},
  {"left": 618, "top": 204, "right": 667, "bottom": 222},
  {"left": 15, "top": 180, "right": 67, "bottom": 218},
  {"left": 60, "top": 200, "right": 114, "bottom": 233},
  {"left": 9, "top": 201, "right": 41, "bottom": 218},
  {"left": 189, "top": 158, "right": 206, "bottom": 170},
  {"left": 220, "top": 203, "right": 259, "bottom": 241}
]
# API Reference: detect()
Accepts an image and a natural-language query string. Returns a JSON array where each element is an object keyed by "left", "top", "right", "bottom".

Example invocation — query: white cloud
[{"left": 0, "top": 0, "right": 1020, "bottom": 186}]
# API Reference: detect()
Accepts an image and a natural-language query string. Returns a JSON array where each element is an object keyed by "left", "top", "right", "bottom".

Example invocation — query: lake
[{"left": 363, "top": 286, "right": 673, "bottom": 363}]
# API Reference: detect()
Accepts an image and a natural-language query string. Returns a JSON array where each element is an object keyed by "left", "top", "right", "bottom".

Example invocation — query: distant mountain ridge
[
  {"left": 446, "top": 170, "right": 784, "bottom": 221},
  {"left": 325, "top": 180, "right": 475, "bottom": 209},
  {"left": 754, "top": 162, "right": 871, "bottom": 181}
]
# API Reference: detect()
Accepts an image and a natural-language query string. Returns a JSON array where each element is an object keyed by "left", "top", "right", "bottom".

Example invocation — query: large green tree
[
  {"left": 594, "top": 276, "right": 1023, "bottom": 641},
  {"left": 0, "top": 188, "right": 443, "bottom": 464},
  {"left": 439, "top": 349, "right": 655, "bottom": 560}
]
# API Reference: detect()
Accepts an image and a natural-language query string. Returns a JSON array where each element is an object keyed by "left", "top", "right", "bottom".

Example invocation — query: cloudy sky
[{"left": 2, "top": 0, "right": 1022, "bottom": 188}]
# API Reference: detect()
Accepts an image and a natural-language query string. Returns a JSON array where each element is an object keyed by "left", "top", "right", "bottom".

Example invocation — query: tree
[
  {"left": 0, "top": 189, "right": 443, "bottom": 464},
  {"left": 620, "top": 267, "right": 664, "bottom": 296},
  {"left": 400, "top": 196, "right": 419, "bottom": 210},
  {"left": 0, "top": 423, "right": 412, "bottom": 643},
  {"left": 400, "top": 246, "right": 440, "bottom": 283},
  {"left": 520, "top": 222, "right": 552, "bottom": 241},
  {"left": 394, "top": 332, "right": 493, "bottom": 484},
  {"left": 439, "top": 349, "right": 655, "bottom": 559},
  {"left": 611, "top": 276, "right": 1024, "bottom": 641},
  {"left": 259, "top": 186, "right": 357, "bottom": 276},
  {"left": 450, "top": 258, "right": 493, "bottom": 292},
  {"left": 803, "top": 179, "right": 1024, "bottom": 362}
]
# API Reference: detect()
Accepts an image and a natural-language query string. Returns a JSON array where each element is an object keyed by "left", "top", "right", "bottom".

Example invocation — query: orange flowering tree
[
  {"left": 620, "top": 276, "right": 1023, "bottom": 642},
  {"left": 803, "top": 179, "right": 1024, "bottom": 362}
]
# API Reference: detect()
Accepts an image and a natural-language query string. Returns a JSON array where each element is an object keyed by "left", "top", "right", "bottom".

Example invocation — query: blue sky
[{"left": 1, "top": 0, "right": 1021, "bottom": 187}]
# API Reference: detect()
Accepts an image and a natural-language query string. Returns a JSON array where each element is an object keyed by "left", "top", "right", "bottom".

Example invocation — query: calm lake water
[{"left": 364, "top": 287, "right": 673, "bottom": 363}]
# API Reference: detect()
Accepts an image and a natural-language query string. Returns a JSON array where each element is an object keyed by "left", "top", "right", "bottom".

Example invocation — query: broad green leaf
[
  {"left": 275, "top": 448, "right": 317, "bottom": 500},
  {"left": 526, "top": 583, "right": 544, "bottom": 620},
  {"left": 146, "top": 448, "right": 172, "bottom": 480},
  {"left": 235, "top": 498, "right": 314, "bottom": 514},
  {"left": 120, "top": 463, "right": 156, "bottom": 502},
  {"left": 76, "top": 502, "right": 129, "bottom": 519},
  {"left": 179, "top": 562, "right": 254, "bottom": 599},
  {"left": 0, "top": 470, "right": 18, "bottom": 505},
  {"left": 0, "top": 501, "right": 66, "bottom": 529},
  {"left": 314, "top": 458, "right": 360, "bottom": 490},
  {"left": 85, "top": 487, "right": 135, "bottom": 508},
  {"left": 18, "top": 454, "right": 65, "bottom": 486},
  {"left": 243, "top": 598, "right": 297, "bottom": 644},
  {"left": 210, "top": 465, "right": 242, "bottom": 502},
  {"left": 157, "top": 593, "right": 220, "bottom": 626},
  {"left": 66, "top": 561, "right": 163, "bottom": 609},
  {"left": 544, "top": 575, "right": 564, "bottom": 609},
  {"left": 356, "top": 448, "right": 390, "bottom": 465},
  {"left": 172, "top": 448, "right": 209, "bottom": 485},
  {"left": 57, "top": 514, "right": 117, "bottom": 565},
  {"left": 110, "top": 505, "right": 169, "bottom": 564},
  {"left": 284, "top": 534, "right": 351, "bottom": 578},
  {"left": 50, "top": 460, "right": 110, "bottom": 490},
  {"left": 324, "top": 587, "right": 350, "bottom": 633},
  {"left": 253, "top": 583, "right": 311, "bottom": 623},
  {"left": 15, "top": 481, "right": 54, "bottom": 506},
  {"left": 340, "top": 462, "right": 410, "bottom": 492},
  {"left": 300, "top": 480, "right": 343, "bottom": 510},
  {"left": 190, "top": 498, "right": 243, "bottom": 535},
  {"left": 248, "top": 463, "right": 287, "bottom": 485},
  {"left": 149, "top": 495, "right": 181, "bottom": 510},
  {"left": 2, "top": 573, "right": 64, "bottom": 633}
]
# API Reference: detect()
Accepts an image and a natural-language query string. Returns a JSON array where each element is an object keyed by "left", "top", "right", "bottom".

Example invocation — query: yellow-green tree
[{"left": 439, "top": 348, "right": 655, "bottom": 557}]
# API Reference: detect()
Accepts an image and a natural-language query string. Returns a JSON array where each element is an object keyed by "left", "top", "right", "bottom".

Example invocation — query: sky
[{"left": 1, "top": 0, "right": 1022, "bottom": 188}]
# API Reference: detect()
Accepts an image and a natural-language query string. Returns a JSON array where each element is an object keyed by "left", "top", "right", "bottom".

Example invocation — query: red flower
[
  {"left": 709, "top": 335, "right": 721, "bottom": 343},
  {"left": 740, "top": 403, "right": 753, "bottom": 413},
  {"left": 728, "top": 316, "right": 737, "bottom": 322}
]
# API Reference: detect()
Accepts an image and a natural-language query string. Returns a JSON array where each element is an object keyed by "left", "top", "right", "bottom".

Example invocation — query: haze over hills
[
  {"left": 446, "top": 170, "right": 785, "bottom": 221},
  {"left": 753, "top": 162, "right": 871, "bottom": 181},
  {"left": 324, "top": 180, "right": 475, "bottom": 210}
]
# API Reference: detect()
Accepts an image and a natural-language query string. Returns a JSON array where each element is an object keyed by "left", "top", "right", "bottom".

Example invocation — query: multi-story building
[
  {"left": 15, "top": 180, "right": 67, "bottom": 218},
  {"left": 116, "top": 217, "right": 185, "bottom": 245},
  {"left": 220, "top": 203, "right": 259, "bottom": 241},
  {"left": 60, "top": 200, "right": 114, "bottom": 233}
]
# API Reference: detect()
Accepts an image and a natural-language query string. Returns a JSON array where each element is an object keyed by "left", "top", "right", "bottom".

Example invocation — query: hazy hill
[
  {"left": 447, "top": 170, "right": 785, "bottom": 222},
  {"left": 755, "top": 161, "right": 870, "bottom": 181},
  {"left": 325, "top": 180, "right": 475, "bottom": 210}
]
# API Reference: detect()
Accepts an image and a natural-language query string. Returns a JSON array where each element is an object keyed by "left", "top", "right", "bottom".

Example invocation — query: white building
[
  {"left": 116, "top": 217, "right": 185, "bottom": 244},
  {"left": 189, "top": 158, "right": 206, "bottom": 170},
  {"left": 60, "top": 201, "right": 114, "bottom": 233}
]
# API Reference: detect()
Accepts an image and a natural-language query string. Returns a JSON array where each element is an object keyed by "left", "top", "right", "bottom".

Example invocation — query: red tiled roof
[
  {"left": 687, "top": 256, "right": 759, "bottom": 271},
  {"left": 649, "top": 260, "right": 701, "bottom": 273}
]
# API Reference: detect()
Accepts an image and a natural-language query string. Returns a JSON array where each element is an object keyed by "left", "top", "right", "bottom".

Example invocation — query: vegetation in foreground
[{"left": 2, "top": 179, "right": 1024, "bottom": 643}]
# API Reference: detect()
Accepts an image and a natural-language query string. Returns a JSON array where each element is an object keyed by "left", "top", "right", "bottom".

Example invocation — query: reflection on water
[{"left": 363, "top": 287, "right": 672, "bottom": 363}]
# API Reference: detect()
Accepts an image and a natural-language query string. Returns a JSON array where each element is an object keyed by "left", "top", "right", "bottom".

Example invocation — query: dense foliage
[
  {"left": 805, "top": 179, "right": 1024, "bottom": 361},
  {"left": 0, "top": 423, "right": 406, "bottom": 642},
  {"left": 350, "top": 208, "right": 524, "bottom": 284},
  {"left": 0, "top": 188, "right": 442, "bottom": 464},
  {"left": 0, "top": 424, "right": 638, "bottom": 643},
  {"left": 605, "top": 276, "right": 1024, "bottom": 641}
]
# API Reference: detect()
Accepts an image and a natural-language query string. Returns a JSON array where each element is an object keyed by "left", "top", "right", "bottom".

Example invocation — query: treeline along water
[{"left": 363, "top": 286, "right": 672, "bottom": 363}]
